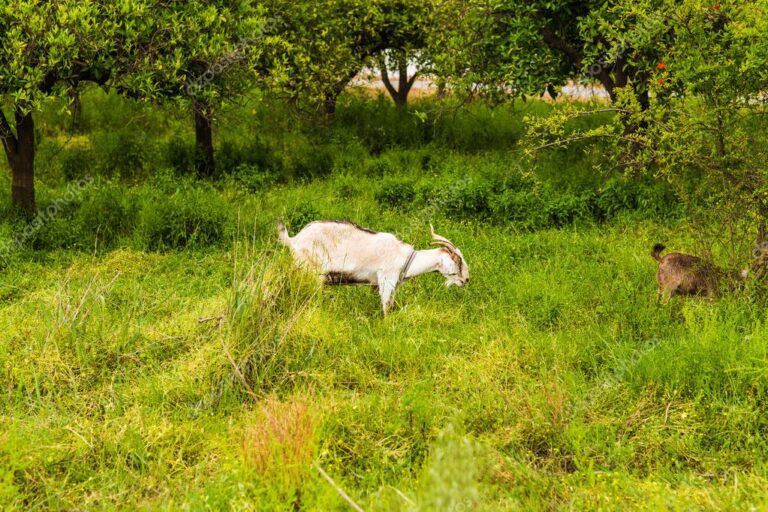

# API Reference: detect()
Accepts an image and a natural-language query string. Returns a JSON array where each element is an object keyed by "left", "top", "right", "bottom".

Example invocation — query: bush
[
  {"left": 545, "top": 191, "right": 592, "bottom": 227},
  {"left": 61, "top": 147, "right": 96, "bottom": 182},
  {"left": 230, "top": 164, "right": 278, "bottom": 193},
  {"left": 334, "top": 174, "right": 361, "bottom": 199},
  {"left": 293, "top": 144, "right": 335, "bottom": 180},
  {"left": 75, "top": 183, "right": 137, "bottom": 249},
  {"left": 334, "top": 95, "right": 426, "bottom": 153},
  {"left": 136, "top": 185, "right": 230, "bottom": 250},
  {"left": 364, "top": 158, "right": 395, "bottom": 177},
  {"left": 436, "top": 177, "right": 493, "bottom": 219},
  {"left": 286, "top": 203, "right": 320, "bottom": 231},
  {"left": 490, "top": 189, "right": 546, "bottom": 228},
  {"left": 166, "top": 138, "right": 197, "bottom": 175},
  {"left": 595, "top": 179, "right": 640, "bottom": 221},
  {"left": 374, "top": 178, "right": 416, "bottom": 209},
  {"left": 92, "top": 129, "right": 156, "bottom": 179},
  {"left": 218, "top": 139, "right": 276, "bottom": 176}
]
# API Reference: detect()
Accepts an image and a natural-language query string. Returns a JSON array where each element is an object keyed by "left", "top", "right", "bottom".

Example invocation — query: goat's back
[
  {"left": 286, "top": 221, "right": 410, "bottom": 275},
  {"left": 656, "top": 252, "right": 722, "bottom": 296}
]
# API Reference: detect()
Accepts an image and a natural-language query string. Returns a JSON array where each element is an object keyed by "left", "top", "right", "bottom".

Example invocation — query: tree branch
[
  {"left": 406, "top": 69, "right": 420, "bottom": 89},
  {"left": 541, "top": 25, "right": 582, "bottom": 67},
  {"left": 377, "top": 55, "right": 399, "bottom": 101},
  {"left": 529, "top": 133, "right": 650, "bottom": 152}
]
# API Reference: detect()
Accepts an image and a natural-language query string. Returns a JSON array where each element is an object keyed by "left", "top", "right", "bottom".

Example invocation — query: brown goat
[
  {"left": 651, "top": 244, "right": 738, "bottom": 300},
  {"left": 652, "top": 242, "right": 768, "bottom": 301}
]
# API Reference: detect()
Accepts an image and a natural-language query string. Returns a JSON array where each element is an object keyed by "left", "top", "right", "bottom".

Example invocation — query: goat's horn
[{"left": 430, "top": 224, "right": 456, "bottom": 250}]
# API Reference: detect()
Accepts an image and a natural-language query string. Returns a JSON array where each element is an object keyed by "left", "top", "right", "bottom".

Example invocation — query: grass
[{"left": 2, "top": 90, "right": 768, "bottom": 509}]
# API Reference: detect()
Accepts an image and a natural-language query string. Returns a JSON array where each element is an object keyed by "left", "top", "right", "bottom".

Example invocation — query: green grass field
[{"left": 2, "top": 91, "right": 768, "bottom": 510}]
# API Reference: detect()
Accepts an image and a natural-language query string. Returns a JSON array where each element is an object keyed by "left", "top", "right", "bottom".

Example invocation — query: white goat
[{"left": 277, "top": 220, "right": 470, "bottom": 315}]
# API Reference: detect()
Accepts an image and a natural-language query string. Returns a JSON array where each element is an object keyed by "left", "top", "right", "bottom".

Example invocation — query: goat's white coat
[{"left": 278, "top": 220, "right": 469, "bottom": 315}]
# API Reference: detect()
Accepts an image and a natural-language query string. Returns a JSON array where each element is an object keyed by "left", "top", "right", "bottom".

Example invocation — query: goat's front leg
[{"left": 376, "top": 271, "right": 398, "bottom": 316}]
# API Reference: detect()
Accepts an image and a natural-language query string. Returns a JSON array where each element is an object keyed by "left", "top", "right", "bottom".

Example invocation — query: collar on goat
[{"left": 399, "top": 250, "right": 417, "bottom": 283}]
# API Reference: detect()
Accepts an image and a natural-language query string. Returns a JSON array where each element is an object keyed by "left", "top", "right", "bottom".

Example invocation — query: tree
[
  {"left": 373, "top": 0, "right": 440, "bottom": 108},
  {"left": 0, "top": 0, "right": 105, "bottom": 215},
  {"left": 107, "top": 0, "right": 269, "bottom": 178},
  {"left": 431, "top": 0, "right": 670, "bottom": 108},
  {"left": 261, "top": 0, "right": 375, "bottom": 115},
  {"left": 525, "top": 0, "right": 768, "bottom": 257}
]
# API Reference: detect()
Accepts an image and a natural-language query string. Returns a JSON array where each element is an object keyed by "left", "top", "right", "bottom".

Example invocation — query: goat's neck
[{"left": 404, "top": 249, "right": 442, "bottom": 279}]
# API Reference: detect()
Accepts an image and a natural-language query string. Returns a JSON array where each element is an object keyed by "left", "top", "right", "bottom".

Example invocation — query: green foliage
[
  {"left": 136, "top": 184, "right": 231, "bottom": 250},
  {"left": 75, "top": 183, "right": 137, "bottom": 249},
  {"left": 374, "top": 177, "right": 417, "bottom": 208},
  {"left": 286, "top": 203, "right": 321, "bottom": 231},
  {"left": 523, "top": 0, "right": 768, "bottom": 261}
]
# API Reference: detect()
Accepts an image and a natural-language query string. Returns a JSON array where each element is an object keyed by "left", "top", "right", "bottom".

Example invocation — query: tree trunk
[
  {"left": 323, "top": 91, "right": 339, "bottom": 116},
  {"left": 323, "top": 69, "right": 358, "bottom": 117},
  {"left": 378, "top": 54, "right": 416, "bottom": 109},
  {"left": 193, "top": 101, "right": 215, "bottom": 178},
  {"left": 69, "top": 87, "right": 82, "bottom": 133},
  {"left": 395, "top": 56, "right": 410, "bottom": 108},
  {"left": 436, "top": 80, "right": 447, "bottom": 99},
  {"left": 1, "top": 107, "right": 36, "bottom": 216}
]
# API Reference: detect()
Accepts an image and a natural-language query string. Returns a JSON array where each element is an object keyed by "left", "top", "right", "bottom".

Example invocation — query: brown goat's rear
[{"left": 651, "top": 244, "right": 724, "bottom": 300}]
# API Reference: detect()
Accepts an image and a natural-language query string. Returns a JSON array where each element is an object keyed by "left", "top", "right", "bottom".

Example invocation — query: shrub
[
  {"left": 334, "top": 174, "right": 361, "bottom": 199},
  {"left": 436, "top": 177, "right": 493, "bottom": 219},
  {"left": 364, "top": 158, "right": 395, "bottom": 177},
  {"left": 286, "top": 203, "right": 320, "bottom": 231},
  {"left": 490, "top": 189, "right": 546, "bottom": 228},
  {"left": 218, "top": 139, "right": 276, "bottom": 176},
  {"left": 166, "top": 138, "right": 197, "bottom": 175},
  {"left": 75, "top": 183, "right": 137, "bottom": 249},
  {"left": 230, "top": 164, "right": 278, "bottom": 193},
  {"left": 136, "top": 185, "right": 230, "bottom": 250},
  {"left": 594, "top": 179, "right": 641, "bottom": 221},
  {"left": 545, "top": 191, "right": 591, "bottom": 227},
  {"left": 292, "top": 143, "right": 335, "bottom": 180},
  {"left": 374, "top": 178, "right": 416, "bottom": 209},
  {"left": 92, "top": 129, "right": 154, "bottom": 179},
  {"left": 60, "top": 147, "right": 96, "bottom": 182}
]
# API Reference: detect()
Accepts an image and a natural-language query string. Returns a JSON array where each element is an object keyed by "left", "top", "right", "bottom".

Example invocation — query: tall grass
[
  {"left": 212, "top": 240, "right": 321, "bottom": 401},
  {"left": 2, "top": 90, "right": 768, "bottom": 509}
]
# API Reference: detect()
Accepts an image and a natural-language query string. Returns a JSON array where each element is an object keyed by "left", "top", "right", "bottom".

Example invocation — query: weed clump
[{"left": 211, "top": 246, "right": 321, "bottom": 401}]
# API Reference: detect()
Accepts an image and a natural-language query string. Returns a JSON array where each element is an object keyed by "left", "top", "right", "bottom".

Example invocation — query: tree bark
[
  {"left": 1, "top": 107, "right": 36, "bottom": 216},
  {"left": 323, "top": 91, "right": 339, "bottom": 116},
  {"left": 436, "top": 80, "right": 447, "bottom": 99},
  {"left": 69, "top": 87, "right": 82, "bottom": 133},
  {"left": 323, "top": 69, "right": 359, "bottom": 117},
  {"left": 378, "top": 54, "right": 417, "bottom": 109},
  {"left": 193, "top": 101, "right": 215, "bottom": 178}
]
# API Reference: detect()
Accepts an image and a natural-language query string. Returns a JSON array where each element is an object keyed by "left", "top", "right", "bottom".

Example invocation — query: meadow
[{"left": 2, "top": 89, "right": 768, "bottom": 510}]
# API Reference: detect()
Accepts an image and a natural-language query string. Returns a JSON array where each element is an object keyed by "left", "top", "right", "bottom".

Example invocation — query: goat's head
[{"left": 430, "top": 224, "right": 470, "bottom": 287}]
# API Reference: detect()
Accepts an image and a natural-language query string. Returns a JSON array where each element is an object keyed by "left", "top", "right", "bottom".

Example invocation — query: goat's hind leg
[{"left": 657, "top": 286, "right": 674, "bottom": 304}]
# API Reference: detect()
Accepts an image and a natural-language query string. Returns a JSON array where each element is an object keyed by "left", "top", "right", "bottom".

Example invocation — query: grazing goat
[
  {"left": 651, "top": 243, "right": 759, "bottom": 300},
  {"left": 278, "top": 220, "right": 469, "bottom": 315}
]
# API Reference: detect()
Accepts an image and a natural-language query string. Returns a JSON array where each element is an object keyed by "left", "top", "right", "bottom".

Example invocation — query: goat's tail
[
  {"left": 651, "top": 243, "right": 666, "bottom": 262},
  {"left": 277, "top": 220, "right": 291, "bottom": 246}
]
